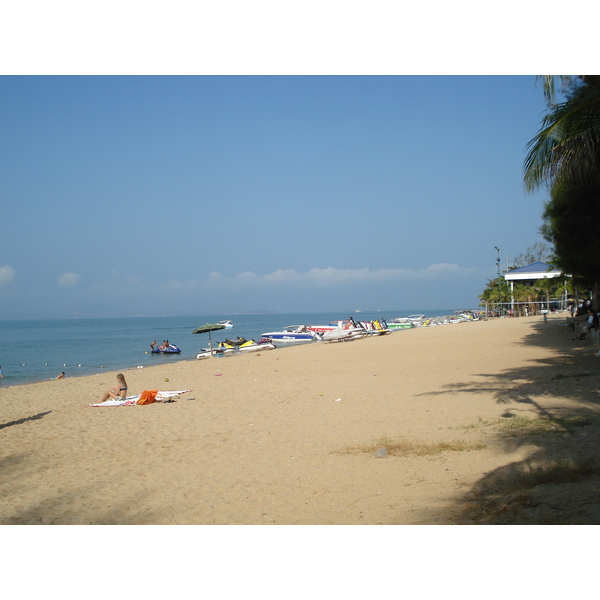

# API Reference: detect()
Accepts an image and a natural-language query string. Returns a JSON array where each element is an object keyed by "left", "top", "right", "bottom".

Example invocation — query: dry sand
[{"left": 2, "top": 313, "right": 600, "bottom": 525}]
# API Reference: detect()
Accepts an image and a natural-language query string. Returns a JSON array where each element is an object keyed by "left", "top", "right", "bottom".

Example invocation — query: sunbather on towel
[{"left": 98, "top": 373, "right": 128, "bottom": 403}]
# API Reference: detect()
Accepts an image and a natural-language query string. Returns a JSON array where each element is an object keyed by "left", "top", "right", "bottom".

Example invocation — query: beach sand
[{"left": 2, "top": 314, "right": 600, "bottom": 525}]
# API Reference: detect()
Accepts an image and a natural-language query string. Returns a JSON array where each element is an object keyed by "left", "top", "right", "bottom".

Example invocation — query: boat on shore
[
  {"left": 213, "top": 342, "right": 236, "bottom": 355},
  {"left": 261, "top": 325, "right": 316, "bottom": 343},
  {"left": 387, "top": 318, "right": 415, "bottom": 330},
  {"left": 321, "top": 327, "right": 356, "bottom": 343},
  {"left": 307, "top": 320, "right": 349, "bottom": 333},
  {"left": 238, "top": 339, "right": 276, "bottom": 352},
  {"left": 356, "top": 319, "right": 390, "bottom": 335},
  {"left": 196, "top": 343, "right": 235, "bottom": 359},
  {"left": 407, "top": 314, "right": 427, "bottom": 326}
]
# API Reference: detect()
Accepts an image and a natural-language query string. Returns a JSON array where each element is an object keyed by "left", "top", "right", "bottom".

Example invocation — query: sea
[{"left": 0, "top": 309, "right": 461, "bottom": 387}]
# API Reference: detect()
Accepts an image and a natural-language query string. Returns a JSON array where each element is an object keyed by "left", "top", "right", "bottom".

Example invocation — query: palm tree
[
  {"left": 532, "top": 277, "right": 556, "bottom": 312},
  {"left": 479, "top": 278, "right": 502, "bottom": 315},
  {"left": 512, "top": 283, "right": 533, "bottom": 316},
  {"left": 554, "top": 277, "right": 575, "bottom": 311},
  {"left": 525, "top": 76, "right": 600, "bottom": 310},
  {"left": 524, "top": 75, "right": 600, "bottom": 193}
]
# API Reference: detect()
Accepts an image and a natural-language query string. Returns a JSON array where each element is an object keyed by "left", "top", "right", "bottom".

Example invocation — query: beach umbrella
[{"left": 192, "top": 323, "right": 226, "bottom": 354}]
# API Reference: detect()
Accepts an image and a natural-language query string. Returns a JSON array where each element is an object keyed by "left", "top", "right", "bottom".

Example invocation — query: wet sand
[{"left": 2, "top": 313, "right": 600, "bottom": 525}]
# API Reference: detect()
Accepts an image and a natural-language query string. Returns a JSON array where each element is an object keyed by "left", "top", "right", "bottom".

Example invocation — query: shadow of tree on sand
[
  {"left": 0, "top": 411, "right": 52, "bottom": 430},
  {"left": 428, "top": 318, "right": 600, "bottom": 524}
]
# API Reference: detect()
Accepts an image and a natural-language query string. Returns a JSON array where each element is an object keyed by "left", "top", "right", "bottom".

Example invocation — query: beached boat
[
  {"left": 196, "top": 342, "right": 236, "bottom": 359},
  {"left": 151, "top": 344, "right": 181, "bottom": 354},
  {"left": 387, "top": 318, "right": 414, "bottom": 330},
  {"left": 307, "top": 320, "right": 353, "bottom": 333},
  {"left": 321, "top": 327, "right": 356, "bottom": 343},
  {"left": 261, "top": 325, "right": 316, "bottom": 343},
  {"left": 213, "top": 342, "right": 236, "bottom": 355},
  {"left": 238, "top": 339, "right": 276, "bottom": 352},
  {"left": 356, "top": 319, "right": 390, "bottom": 335},
  {"left": 407, "top": 314, "right": 427, "bottom": 326}
]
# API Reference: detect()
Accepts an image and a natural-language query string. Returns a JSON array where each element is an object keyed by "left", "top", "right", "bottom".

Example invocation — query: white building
[{"left": 504, "top": 262, "right": 566, "bottom": 311}]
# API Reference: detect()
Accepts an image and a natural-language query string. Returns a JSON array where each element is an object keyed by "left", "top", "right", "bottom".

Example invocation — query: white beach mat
[{"left": 90, "top": 390, "right": 191, "bottom": 407}]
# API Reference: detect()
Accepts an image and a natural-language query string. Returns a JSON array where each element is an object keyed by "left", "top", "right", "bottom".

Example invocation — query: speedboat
[
  {"left": 307, "top": 320, "right": 349, "bottom": 333},
  {"left": 218, "top": 320, "right": 234, "bottom": 328},
  {"left": 151, "top": 344, "right": 181, "bottom": 354},
  {"left": 308, "top": 317, "right": 367, "bottom": 338},
  {"left": 407, "top": 314, "right": 426, "bottom": 326},
  {"left": 387, "top": 318, "right": 415, "bottom": 330},
  {"left": 261, "top": 325, "right": 316, "bottom": 343},
  {"left": 238, "top": 339, "right": 276, "bottom": 352}
]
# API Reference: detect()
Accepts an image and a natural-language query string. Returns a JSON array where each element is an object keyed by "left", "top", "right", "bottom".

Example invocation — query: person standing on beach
[{"left": 98, "top": 373, "right": 128, "bottom": 403}]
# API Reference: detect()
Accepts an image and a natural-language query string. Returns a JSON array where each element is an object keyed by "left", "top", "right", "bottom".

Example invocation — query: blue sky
[{"left": 0, "top": 75, "right": 554, "bottom": 318}]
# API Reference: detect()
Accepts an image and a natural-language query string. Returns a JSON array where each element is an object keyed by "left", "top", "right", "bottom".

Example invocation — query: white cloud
[
  {"left": 57, "top": 272, "right": 83, "bottom": 287},
  {"left": 0, "top": 265, "right": 15, "bottom": 287},
  {"left": 167, "top": 264, "right": 481, "bottom": 293}
]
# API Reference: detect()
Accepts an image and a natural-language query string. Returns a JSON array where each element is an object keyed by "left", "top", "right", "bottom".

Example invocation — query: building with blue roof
[{"left": 504, "top": 262, "right": 567, "bottom": 312}]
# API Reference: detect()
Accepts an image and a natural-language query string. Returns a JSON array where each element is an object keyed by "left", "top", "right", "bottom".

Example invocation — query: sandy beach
[{"left": 2, "top": 313, "right": 600, "bottom": 525}]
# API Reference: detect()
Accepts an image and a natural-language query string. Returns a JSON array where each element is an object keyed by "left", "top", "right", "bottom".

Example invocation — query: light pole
[{"left": 495, "top": 246, "right": 503, "bottom": 316}]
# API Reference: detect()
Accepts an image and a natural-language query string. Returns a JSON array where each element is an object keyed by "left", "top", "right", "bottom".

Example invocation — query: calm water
[{"left": 0, "top": 309, "right": 458, "bottom": 387}]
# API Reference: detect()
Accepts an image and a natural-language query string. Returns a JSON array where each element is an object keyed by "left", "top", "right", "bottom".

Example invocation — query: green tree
[
  {"left": 532, "top": 277, "right": 556, "bottom": 312},
  {"left": 541, "top": 176, "right": 600, "bottom": 305},
  {"left": 512, "top": 283, "right": 534, "bottom": 316},
  {"left": 524, "top": 76, "right": 600, "bottom": 310},
  {"left": 479, "top": 278, "right": 501, "bottom": 312},
  {"left": 524, "top": 76, "right": 600, "bottom": 193}
]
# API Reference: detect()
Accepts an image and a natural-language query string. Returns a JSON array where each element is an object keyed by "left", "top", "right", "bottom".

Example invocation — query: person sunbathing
[{"left": 98, "top": 373, "right": 128, "bottom": 403}]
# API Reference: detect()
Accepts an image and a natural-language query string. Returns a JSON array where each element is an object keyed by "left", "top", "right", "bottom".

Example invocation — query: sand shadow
[
  {"left": 422, "top": 318, "right": 600, "bottom": 524},
  {"left": 0, "top": 411, "right": 52, "bottom": 430}
]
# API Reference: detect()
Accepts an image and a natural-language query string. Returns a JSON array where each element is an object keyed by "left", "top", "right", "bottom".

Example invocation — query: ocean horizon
[{"left": 0, "top": 308, "right": 470, "bottom": 387}]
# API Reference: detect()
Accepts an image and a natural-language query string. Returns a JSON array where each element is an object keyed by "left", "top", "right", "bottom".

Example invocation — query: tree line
[
  {"left": 479, "top": 76, "right": 600, "bottom": 314},
  {"left": 525, "top": 76, "right": 600, "bottom": 311}
]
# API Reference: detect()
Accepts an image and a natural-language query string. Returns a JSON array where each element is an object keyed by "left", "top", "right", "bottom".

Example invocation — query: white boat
[
  {"left": 387, "top": 318, "right": 414, "bottom": 330},
  {"left": 213, "top": 342, "right": 236, "bottom": 355},
  {"left": 407, "top": 314, "right": 427, "bottom": 326},
  {"left": 261, "top": 325, "right": 316, "bottom": 343},
  {"left": 321, "top": 327, "right": 356, "bottom": 342},
  {"left": 218, "top": 320, "right": 234, "bottom": 328},
  {"left": 307, "top": 320, "right": 353, "bottom": 333},
  {"left": 196, "top": 343, "right": 235, "bottom": 359}
]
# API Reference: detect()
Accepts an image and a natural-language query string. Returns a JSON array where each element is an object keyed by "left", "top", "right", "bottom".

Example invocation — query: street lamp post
[{"left": 495, "top": 246, "right": 503, "bottom": 317}]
